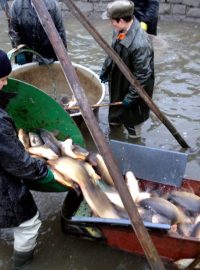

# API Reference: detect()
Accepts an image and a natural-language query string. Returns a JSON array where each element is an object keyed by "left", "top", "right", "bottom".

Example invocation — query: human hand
[
  {"left": 140, "top": 22, "right": 148, "bottom": 32},
  {"left": 122, "top": 99, "right": 131, "bottom": 108},
  {"left": 99, "top": 70, "right": 108, "bottom": 83},
  {"left": 15, "top": 52, "right": 27, "bottom": 65}
]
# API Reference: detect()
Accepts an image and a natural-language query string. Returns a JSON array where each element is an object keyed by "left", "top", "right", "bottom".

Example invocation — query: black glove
[
  {"left": 122, "top": 99, "right": 131, "bottom": 108},
  {"left": 99, "top": 70, "right": 108, "bottom": 83},
  {"left": 15, "top": 52, "right": 27, "bottom": 65}
]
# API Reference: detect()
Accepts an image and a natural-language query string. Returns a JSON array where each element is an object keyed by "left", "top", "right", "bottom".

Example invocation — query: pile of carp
[{"left": 18, "top": 128, "right": 200, "bottom": 239}]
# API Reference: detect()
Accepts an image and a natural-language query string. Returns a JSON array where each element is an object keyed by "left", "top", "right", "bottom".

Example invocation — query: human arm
[
  {"left": 9, "top": 2, "right": 22, "bottom": 48},
  {"left": 51, "top": 0, "right": 67, "bottom": 49},
  {"left": 0, "top": 111, "right": 48, "bottom": 181}
]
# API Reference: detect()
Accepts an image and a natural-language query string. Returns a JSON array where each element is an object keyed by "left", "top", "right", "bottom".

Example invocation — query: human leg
[
  {"left": 127, "top": 123, "right": 143, "bottom": 139},
  {"left": 13, "top": 211, "right": 41, "bottom": 270}
]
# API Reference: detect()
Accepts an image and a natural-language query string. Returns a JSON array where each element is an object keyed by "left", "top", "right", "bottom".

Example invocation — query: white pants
[{"left": 13, "top": 211, "right": 41, "bottom": 252}]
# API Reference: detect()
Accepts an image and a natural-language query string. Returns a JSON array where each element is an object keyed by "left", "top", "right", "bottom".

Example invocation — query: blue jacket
[{"left": 132, "top": 0, "right": 159, "bottom": 35}]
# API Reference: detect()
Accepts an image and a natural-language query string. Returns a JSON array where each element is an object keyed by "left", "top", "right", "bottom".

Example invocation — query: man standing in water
[
  {"left": 131, "top": 0, "right": 159, "bottom": 35},
  {"left": 0, "top": 49, "right": 67, "bottom": 269},
  {"left": 100, "top": 0, "right": 155, "bottom": 138},
  {"left": 9, "top": 0, "right": 67, "bottom": 64}
]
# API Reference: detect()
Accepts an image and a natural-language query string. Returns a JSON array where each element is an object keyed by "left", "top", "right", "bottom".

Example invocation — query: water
[{"left": 0, "top": 12, "right": 199, "bottom": 269}]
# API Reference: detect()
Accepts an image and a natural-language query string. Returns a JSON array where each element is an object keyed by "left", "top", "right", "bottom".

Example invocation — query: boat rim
[{"left": 12, "top": 61, "right": 106, "bottom": 118}]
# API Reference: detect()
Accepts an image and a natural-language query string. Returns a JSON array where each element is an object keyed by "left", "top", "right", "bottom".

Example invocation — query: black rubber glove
[{"left": 122, "top": 99, "right": 131, "bottom": 108}]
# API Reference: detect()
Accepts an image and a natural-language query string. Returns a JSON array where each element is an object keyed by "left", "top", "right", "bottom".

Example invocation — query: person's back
[
  {"left": 131, "top": 0, "right": 159, "bottom": 35},
  {"left": 10, "top": 0, "right": 67, "bottom": 63}
]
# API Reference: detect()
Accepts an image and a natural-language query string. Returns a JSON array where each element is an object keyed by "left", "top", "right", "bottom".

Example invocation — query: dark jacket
[
  {"left": 10, "top": 0, "right": 67, "bottom": 60},
  {"left": 0, "top": 106, "right": 48, "bottom": 228},
  {"left": 102, "top": 19, "right": 154, "bottom": 127},
  {"left": 132, "top": 0, "right": 159, "bottom": 35}
]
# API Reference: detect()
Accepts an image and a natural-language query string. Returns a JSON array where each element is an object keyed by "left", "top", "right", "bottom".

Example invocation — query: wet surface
[{"left": 0, "top": 12, "right": 200, "bottom": 270}]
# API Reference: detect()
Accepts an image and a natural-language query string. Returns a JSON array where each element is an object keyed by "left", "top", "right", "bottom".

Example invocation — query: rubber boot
[{"left": 12, "top": 249, "right": 34, "bottom": 270}]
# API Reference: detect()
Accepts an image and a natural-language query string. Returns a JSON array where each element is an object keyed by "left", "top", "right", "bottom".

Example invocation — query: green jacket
[{"left": 102, "top": 18, "right": 154, "bottom": 127}]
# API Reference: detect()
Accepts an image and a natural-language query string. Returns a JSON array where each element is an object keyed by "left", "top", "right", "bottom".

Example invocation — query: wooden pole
[
  {"left": 185, "top": 254, "right": 200, "bottom": 270},
  {"left": 64, "top": 101, "right": 123, "bottom": 110},
  {"left": 31, "top": 0, "right": 166, "bottom": 269},
  {"left": 64, "top": 0, "right": 190, "bottom": 149}
]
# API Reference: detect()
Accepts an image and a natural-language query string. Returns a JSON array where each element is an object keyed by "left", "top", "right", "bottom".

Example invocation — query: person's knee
[{"left": 13, "top": 211, "right": 41, "bottom": 252}]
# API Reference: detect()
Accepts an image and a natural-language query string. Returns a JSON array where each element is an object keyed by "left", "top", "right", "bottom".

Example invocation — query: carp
[
  {"left": 82, "top": 161, "right": 101, "bottom": 182},
  {"left": 73, "top": 144, "right": 90, "bottom": 160},
  {"left": 37, "top": 128, "right": 61, "bottom": 156},
  {"left": 57, "top": 138, "right": 77, "bottom": 159},
  {"left": 29, "top": 132, "right": 43, "bottom": 147},
  {"left": 167, "top": 191, "right": 200, "bottom": 216},
  {"left": 152, "top": 213, "right": 173, "bottom": 225},
  {"left": 139, "top": 197, "right": 187, "bottom": 225},
  {"left": 191, "top": 222, "right": 200, "bottom": 238},
  {"left": 177, "top": 222, "right": 194, "bottom": 237},
  {"left": 125, "top": 171, "right": 140, "bottom": 202},
  {"left": 49, "top": 166, "right": 78, "bottom": 190},
  {"left": 95, "top": 154, "right": 114, "bottom": 186},
  {"left": 47, "top": 157, "right": 121, "bottom": 219},
  {"left": 28, "top": 144, "right": 59, "bottom": 160},
  {"left": 18, "top": 128, "right": 30, "bottom": 150}
]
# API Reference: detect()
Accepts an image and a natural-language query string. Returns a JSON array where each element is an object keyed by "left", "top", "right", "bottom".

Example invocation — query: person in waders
[
  {"left": 0, "top": 49, "right": 68, "bottom": 269},
  {"left": 100, "top": 0, "right": 155, "bottom": 138},
  {"left": 9, "top": 0, "right": 67, "bottom": 65}
]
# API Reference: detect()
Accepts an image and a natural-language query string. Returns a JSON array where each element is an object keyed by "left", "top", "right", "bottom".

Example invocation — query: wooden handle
[{"left": 64, "top": 101, "right": 123, "bottom": 110}]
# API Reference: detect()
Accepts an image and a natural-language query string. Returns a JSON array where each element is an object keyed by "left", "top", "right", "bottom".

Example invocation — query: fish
[
  {"left": 125, "top": 171, "right": 140, "bottom": 202},
  {"left": 37, "top": 128, "right": 61, "bottom": 156},
  {"left": 73, "top": 144, "right": 89, "bottom": 160},
  {"left": 104, "top": 187, "right": 124, "bottom": 209},
  {"left": 152, "top": 213, "right": 174, "bottom": 225},
  {"left": 104, "top": 171, "right": 147, "bottom": 209},
  {"left": 82, "top": 161, "right": 101, "bottom": 182},
  {"left": 28, "top": 144, "right": 59, "bottom": 160},
  {"left": 95, "top": 154, "right": 114, "bottom": 186},
  {"left": 57, "top": 138, "right": 78, "bottom": 159},
  {"left": 49, "top": 166, "right": 78, "bottom": 190},
  {"left": 138, "top": 207, "right": 153, "bottom": 223},
  {"left": 47, "top": 157, "right": 121, "bottom": 219},
  {"left": 30, "top": 154, "right": 46, "bottom": 162},
  {"left": 86, "top": 152, "right": 98, "bottom": 166},
  {"left": 191, "top": 222, "right": 200, "bottom": 238},
  {"left": 135, "top": 192, "right": 151, "bottom": 204},
  {"left": 177, "top": 222, "right": 195, "bottom": 237},
  {"left": 29, "top": 132, "right": 44, "bottom": 147},
  {"left": 167, "top": 191, "right": 200, "bottom": 216},
  {"left": 18, "top": 128, "right": 30, "bottom": 150},
  {"left": 139, "top": 197, "right": 187, "bottom": 225}
]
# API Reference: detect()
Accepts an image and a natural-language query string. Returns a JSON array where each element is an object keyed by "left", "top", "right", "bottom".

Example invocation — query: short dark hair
[{"left": 114, "top": 15, "right": 133, "bottom": 23}]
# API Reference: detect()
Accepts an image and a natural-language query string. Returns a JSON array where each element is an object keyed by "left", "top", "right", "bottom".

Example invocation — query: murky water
[{"left": 0, "top": 11, "right": 200, "bottom": 270}]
